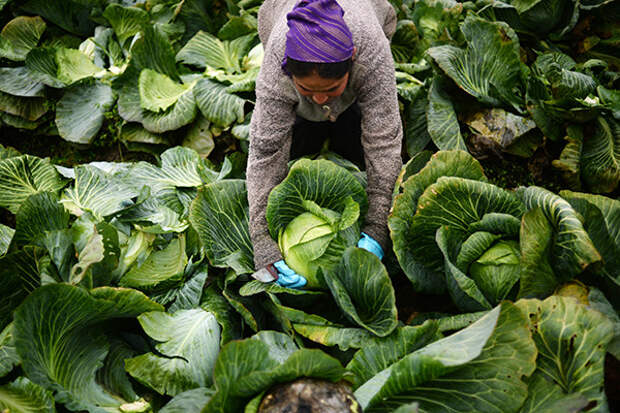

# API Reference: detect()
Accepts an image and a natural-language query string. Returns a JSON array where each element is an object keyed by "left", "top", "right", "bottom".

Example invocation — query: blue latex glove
[
  {"left": 357, "top": 232, "right": 384, "bottom": 260},
  {"left": 273, "top": 260, "right": 307, "bottom": 289}
]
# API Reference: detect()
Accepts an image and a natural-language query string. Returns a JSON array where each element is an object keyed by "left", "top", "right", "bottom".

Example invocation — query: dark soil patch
[
  {"left": 1, "top": 127, "right": 153, "bottom": 166},
  {"left": 476, "top": 149, "right": 566, "bottom": 193}
]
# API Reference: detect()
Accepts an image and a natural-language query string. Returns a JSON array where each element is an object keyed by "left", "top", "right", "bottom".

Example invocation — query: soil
[{"left": 1, "top": 128, "right": 153, "bottom": 166}]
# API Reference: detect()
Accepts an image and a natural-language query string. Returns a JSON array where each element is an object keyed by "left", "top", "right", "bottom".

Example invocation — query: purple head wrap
[{"left": 283, "top": 0, "right": 354, "bottom": 69}]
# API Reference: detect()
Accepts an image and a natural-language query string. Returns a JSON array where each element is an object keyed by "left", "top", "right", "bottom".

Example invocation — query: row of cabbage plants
[
  {"left": 0, "top": 145, "right": 617, "bottom": 412},
  {"left": 0, "top": 0, "right": 618, "bottom": 194}
]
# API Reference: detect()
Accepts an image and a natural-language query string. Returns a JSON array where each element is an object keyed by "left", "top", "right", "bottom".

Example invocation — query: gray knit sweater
[{"left": 247, "top": 0, "right": 403, "bottom": 269}]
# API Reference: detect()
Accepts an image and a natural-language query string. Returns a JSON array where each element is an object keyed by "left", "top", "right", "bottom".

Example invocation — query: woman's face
[{"left": 292, "top": 71, "right": 350, "bottom": 105}]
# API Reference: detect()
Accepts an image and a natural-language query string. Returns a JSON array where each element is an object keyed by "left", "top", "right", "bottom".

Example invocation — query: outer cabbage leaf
[
  {"left": 0, "top": 91, "right": 47, "bottom": 121},
  {"left": 117, "top": 197, "right": 188, "bottom": 233},
  {"left": 0, "top": 144, "right": 20, "bottom": 160},
  {"left": 176, "top": 31, "right": 255, "bottom": 73},
  {"left": 412, "top": 0, "right": 463, "bottom": 45},
  {"left": 426, "top": 76, "right": 466, "bottom": 150},
  {"left": 182, "top": 115, "right": 215, "bottom": 156},
  {"left": 130, "top": 25, "right": 179, "bottom": 79},
  {"left": 0, "top": 377, "right": 55, "bottom": 413},
  {"left": 393, "top": 404, "right": 420, "bottom": 413},
  {"left": 546, "top": 65, "right": 597, "bottom": 103},
  {"left": 0, "top": 247, "right": 43, "bottom": 331},
  {"left": 217, "top": 12, "right": 258, "bottom": 40},
  {"left": 139, "top": 69, "right": 190, "bottom": 112},
  {"left": 355, "top": 302, "right": 536, "bottom": 412},
  {"left": 426, "top": 15, "right": 524, "bottom": 109},
  {"left": 103, "top": 4, "right": 149, "bottom": 45},
  {"left": 322, "top": 248, "right": 398, "bottom": 337},
  {"left": 561, "top": 191, "right": 620, "bottom": 303},
  {"left": 598, "top": 86, "right": 620, "bottom": 120},
  {"left": 0, "top": 67, "right": 45, "bottom": 97},
  {"left": 200, "top": 285, "right": 243, "bottom": 345},
  {"left": 498, "top": 0, "right": 580, "bottom": 39},
  {"left": 189, "top": 180, "right": 254, "bottom": 274},
  {"left": 517, "top": 207, "right": 557, "bottom": 299},
  {"left": 120, "top": 236, "right": 187, "bottom": 291},
  {"left": 62, "top": 165, "right": 140, "bottom": 219},
  {"left": 587, "top": 288, "right": 620, "bottom": 360},
  {"left": 125, "top": 308, "right": 221, "bottom": 396},
  {"left": 293, "top": 324, "right": 375, "bottom": 351},
  {"left": 552, "top": 125, "right": 583, "bottom": 190},
  {"left": 129, "top": 147, "right": 205, "bottom": 194},
  {"left": 193, "top": 77, "right": 247, "bottom": 127},
  {"left": 13, "top": 284, "right": 162, "bottom": 410},
  {"left": 120, "top": 123, "right": 169, "bottom": 145},
  {"left": 175, "top": 0, "right": 227, "bottom": 42},
  {"left": 251, "top": 330, "right": 299, "bottom": 364},
  {"left": 404, "top": 96, "right": 431, "bottom": 157},
  {"left": 70, "top": 225, "right": 112, "bottom": 286},
  {"left": 581, "top": 116, "right": 620, "bottom": 193},
  {"left": 117, "top": 76, "right": 197, "bottom": 133},
  {"left": 20, "top": 0, "right": 95, "bottom": 36},
  {"left": 519, "top": 374, "right": 589, "bottom": 413},
  {"left": 56, "top": 81, "right": 116, "bottom": 144},
  {"left": 81, "top": 26, "right": 124, "bottom": 71},
  {"left": 518, "top": 186, "right": 602, "bottom": 279},
  {"left": 10, "top": 191, "right": 69, "bottom": 250},
  {"left": 97, "top": 338, "right": 140, "bottom": 404},
  {"left": 0, "top": 223, "right": 13, "bottom": 256},
  {"left": 346, "top": 321, "right": 441, "bottom": 389},
  {"left": 240, "top": 279, "right": 322, "bottom": 296},
  {"left": 389, "top": 150, "right": 486, "bottom": 293},
  {"left": 159, "top": 388, "right": 215, "bottom": 413},
  {"left": 0, "top": 16, "right": 46, "bottom": 61},
  {"left": 0, "top": 324, "right": 19, "bottom": 377},
  {"left": 264, "top": 299, "right": 374, "bottom": 351},
  {"left": 26, "top": 47, "right": 104, "bottom": 88},
  {"left": 0, "top": 155, "right": 65, "bottom": 214},
  {"left": 516, "top": 296, "right": 614, "bottom": 412},
  {"left": 202, "top": 338, "right": 280, "bottom": 413},
  {"left": 0, "top": 112, "right": 42, "bottom": 130},
  {"left": 396, "top": 151, "right": 433, "bottom": 191},
  {"left": 151, "top": 266, "right": 208, "bottom": 313},
  {"left": 391, "top": 20, "right": 420, "bottom": 63}
]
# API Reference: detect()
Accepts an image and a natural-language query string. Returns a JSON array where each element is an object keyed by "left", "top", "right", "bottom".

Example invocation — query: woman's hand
[
  {"left": 273, "top": 260, "right": 307, "bottom": 289},
  {"left": 357, "top": 232, "right": 384, "bottom": 259}
]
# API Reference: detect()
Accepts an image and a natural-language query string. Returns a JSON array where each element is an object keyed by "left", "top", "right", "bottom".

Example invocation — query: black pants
[{"left": 290, "top": 103, "right": 365, "bottom": 169}]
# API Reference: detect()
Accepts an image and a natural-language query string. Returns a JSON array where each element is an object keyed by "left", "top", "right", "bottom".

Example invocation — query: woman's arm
[
  {"left": 247, "top": 92, "right": 297, "bottom": 270},
  {"left": 356, "top": 39, "right": 403, "bottom": 251}
]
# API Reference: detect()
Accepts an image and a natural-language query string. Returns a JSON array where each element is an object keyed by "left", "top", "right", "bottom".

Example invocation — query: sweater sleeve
[
  {"left": 246, "top": 60, "right": 297, "bottom": 270},
  {"left": 356, "top": 39, "right": 403, "bottom": 251}
]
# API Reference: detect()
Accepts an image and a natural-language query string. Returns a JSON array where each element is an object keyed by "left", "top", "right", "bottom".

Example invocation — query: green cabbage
[
  {"left": 279, "top": 203, "right": 358, "bottom": 289},
  {"left": 469, "top": 240, "right": 521, "bottom": 304}
]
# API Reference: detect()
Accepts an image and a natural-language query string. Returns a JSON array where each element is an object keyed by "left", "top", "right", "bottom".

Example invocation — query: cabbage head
[
  {"left": 468, "top": 239, "right": 521, "bottom": 305},
  {"left": 266, "top": 159, "right": 368, "bottom": 289},
  {"left": 278, "top": 199, "right": 360, "bottom": 288},
  {"left": 390, "top": 151, "right": 603, "bottom": 311}
]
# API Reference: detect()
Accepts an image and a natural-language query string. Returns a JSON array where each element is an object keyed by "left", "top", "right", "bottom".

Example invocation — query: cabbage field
[{"left": 0, "top": 0, "right": 619, "bottom": 412}]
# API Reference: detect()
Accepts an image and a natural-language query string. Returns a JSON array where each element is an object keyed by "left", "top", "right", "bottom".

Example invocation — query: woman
[{"left": 247, "top": 0, "right": 403, "bottom": 287}]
